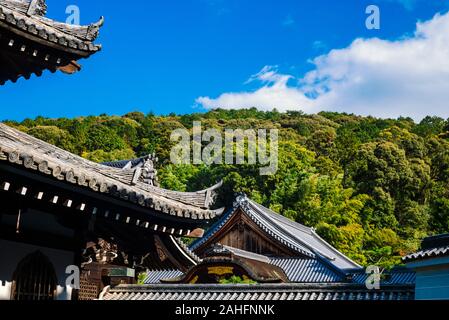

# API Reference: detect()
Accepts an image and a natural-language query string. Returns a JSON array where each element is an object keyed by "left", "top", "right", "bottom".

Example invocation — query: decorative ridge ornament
[
  {"left": 140, "top": 153, "right": 159, "bottom": 186},
  {"left": 27, "top": 0, "right": 46, "bottom": 16},
  {"left": 86, "top": 16, "right": 105, "bottom": 41},
  {"left": 234, "top": 193, "right": 250, "bottom": 211}
]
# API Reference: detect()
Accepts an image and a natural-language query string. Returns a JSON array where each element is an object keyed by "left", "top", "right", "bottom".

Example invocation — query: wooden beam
[
  {"left": 187, "top": 228, "right": 205, "bottom": 238},
  {"left": 0, "top": 168, "right": 206, "bottom": 241}
]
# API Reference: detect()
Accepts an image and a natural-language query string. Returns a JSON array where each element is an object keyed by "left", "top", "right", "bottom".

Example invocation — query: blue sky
[{"left": 1, "top": 0, "right": 449, "bottom": 121}]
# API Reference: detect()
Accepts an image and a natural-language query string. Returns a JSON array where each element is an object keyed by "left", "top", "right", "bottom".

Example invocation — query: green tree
[
  {"left": 27, "top": 126, "right": 76, "bottom": 153},
  {"left": 85, "top": 125, "right": 127, "bottom": 152}
]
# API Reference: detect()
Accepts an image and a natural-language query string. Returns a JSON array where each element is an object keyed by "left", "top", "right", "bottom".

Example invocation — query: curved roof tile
[{"left": 100, "top": 283, "right": 415, "bottom": 301}]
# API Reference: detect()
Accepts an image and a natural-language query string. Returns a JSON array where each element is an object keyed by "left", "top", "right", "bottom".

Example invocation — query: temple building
[
  {"left": 0, "top": 122, "right": 224, "bottom": 300},
  {"left": 102, "top": 196, "right": 415, "bottom": 301},
  {"left": 142, "top": 196, "right": 415, "bottom": 286},
  {"left": 3, "top": 0, "right": 449, "bottom": 303},
  {"left": 191, "top": 196, "right": 362, "bottom": 278},
  {"left": 109, "top": 204, "right": 449, "bottom": 301},
  {"left": 0, "top": 0, "right": 103, "bottom": 85}
]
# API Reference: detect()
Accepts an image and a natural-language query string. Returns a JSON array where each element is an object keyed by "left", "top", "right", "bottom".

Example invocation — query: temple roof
[
  {"left": 191, "top": 195, "right": 361, "bottom": 271},
  {"left": 102, "top": 155, "right": 223, "bottom": 209},
  {"left": 0, "top": 123, "right": 224, "bottom": 220},
  {"left": 143, "top": 269, "right": 184, "bottom": 284},
  {"left": 269, "top": 257, "right": 345, "bottom": 283},
  {"left": 102, "top": 157, "right": 152, "bottom": 170},
  {"left": 0, "top": 0, "right": 103, "bottom": 48},
  {"left": 143, "top": 257, "right": 346, "bottom": 285},
  {"left": 99, "top": 283, "right": 415, "bottom": 301},
  {"left": 159, "top": 243, "right": 290, "bottom": 284},
  {"left": 0, "top": 0, "right": 103, "bottom": 84},
  {"left": 142, "top": 253, "right": 416, "bottom": 285},
  {"left": 144, "top": 244, "right": 347, "bottom": 284},
  {"left": 161, "top": 257, "right": 289, "bottom": 284}
]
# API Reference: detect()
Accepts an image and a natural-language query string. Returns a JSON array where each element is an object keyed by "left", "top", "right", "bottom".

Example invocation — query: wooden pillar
[{"left": 71, "top": 212, "right": 90, "bottom": 301}]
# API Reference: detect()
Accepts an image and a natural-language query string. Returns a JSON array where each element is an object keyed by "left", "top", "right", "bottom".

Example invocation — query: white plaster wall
[
  {"left": 0, "top": 240, "right": 75, "bottom": 300},
  {"left": 0, "top": 281, "right": 12, "bottom": 300}
]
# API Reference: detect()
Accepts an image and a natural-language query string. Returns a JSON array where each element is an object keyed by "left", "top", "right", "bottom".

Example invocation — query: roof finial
[
  {"left": 234, "top": 193, "right": 249, "bottom": 208},
  {"left": 86, "top": 16, "right": 105, "bottom": 41},
  {"left": 27, "top": 0, "right": 47, "bottom": 16},
  {"left": 140, "top": 154, "right": 159, "bottom": 186}
]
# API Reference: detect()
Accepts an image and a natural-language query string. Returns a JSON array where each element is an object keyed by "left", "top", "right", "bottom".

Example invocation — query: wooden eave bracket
[{"left": 57, "top": 60, "right": 81, "bottom": 74}]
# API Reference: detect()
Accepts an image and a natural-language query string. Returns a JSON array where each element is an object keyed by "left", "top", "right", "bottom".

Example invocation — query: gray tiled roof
[
  {"left": 269, "top": 258, "right": 344, "bottom": 283},
  {"left": 143, "top": 264, "right": 416, "bottom": 286},
  {"left": 142, "top": 255, "right": 344, "bottom": 285},
  {"left": 404, "top": 246, "right": 449, "bottom": 262},
  {"left": 100, "top": 283, "right": 415, "bottom": 301},
  {"left": 350, "top": 269, "right": 416, "bottom": 285},
  {"left": 102, "top": 157, "right": 147, "bottom": 169},
  {"left": 0, "top": 123, "right": 224, "bottom": 221},
  {"left": 403, "top": 233, "right": 449, "bottom": 262},
  {"left": 103, "top": 155, "right": 223, "bottom": 209},
  {"left": 144, "top": 270, "right": 184, "bottom": 284}
]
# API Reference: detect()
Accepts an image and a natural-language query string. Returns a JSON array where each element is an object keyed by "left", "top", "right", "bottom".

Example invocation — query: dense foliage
[
  {"left": 219, "top": 276, "right": 257, "bottom": 285},
  {"left": 5, "top": 109, "right": 449, "bottom": 268}
]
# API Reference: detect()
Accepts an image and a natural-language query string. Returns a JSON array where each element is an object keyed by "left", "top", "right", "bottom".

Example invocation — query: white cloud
[
  {"left": 195, "top": 12, "right": 449, "bottom": 120},
  {"left": 196, "top": 66, "right": 313, "bottom": 113}
]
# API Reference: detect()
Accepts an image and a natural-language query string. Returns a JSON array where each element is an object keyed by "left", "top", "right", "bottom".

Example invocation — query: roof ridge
[{"left": 249, "top": 199, "right": 313, "bottom": 234}]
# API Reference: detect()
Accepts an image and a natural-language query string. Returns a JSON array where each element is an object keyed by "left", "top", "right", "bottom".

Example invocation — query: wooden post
[{"left": 15, "top": 209, "right": 21, "bottom": 234}]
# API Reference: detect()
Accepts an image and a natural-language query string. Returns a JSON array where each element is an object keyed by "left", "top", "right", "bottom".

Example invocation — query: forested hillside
[{"left": 5, "top": 109, "right": 449, "bottom": 268}]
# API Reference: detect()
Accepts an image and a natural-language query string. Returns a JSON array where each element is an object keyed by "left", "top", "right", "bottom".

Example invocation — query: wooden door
[{"left": 11, "top": 251, "right": 57, "bottom": 300}]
